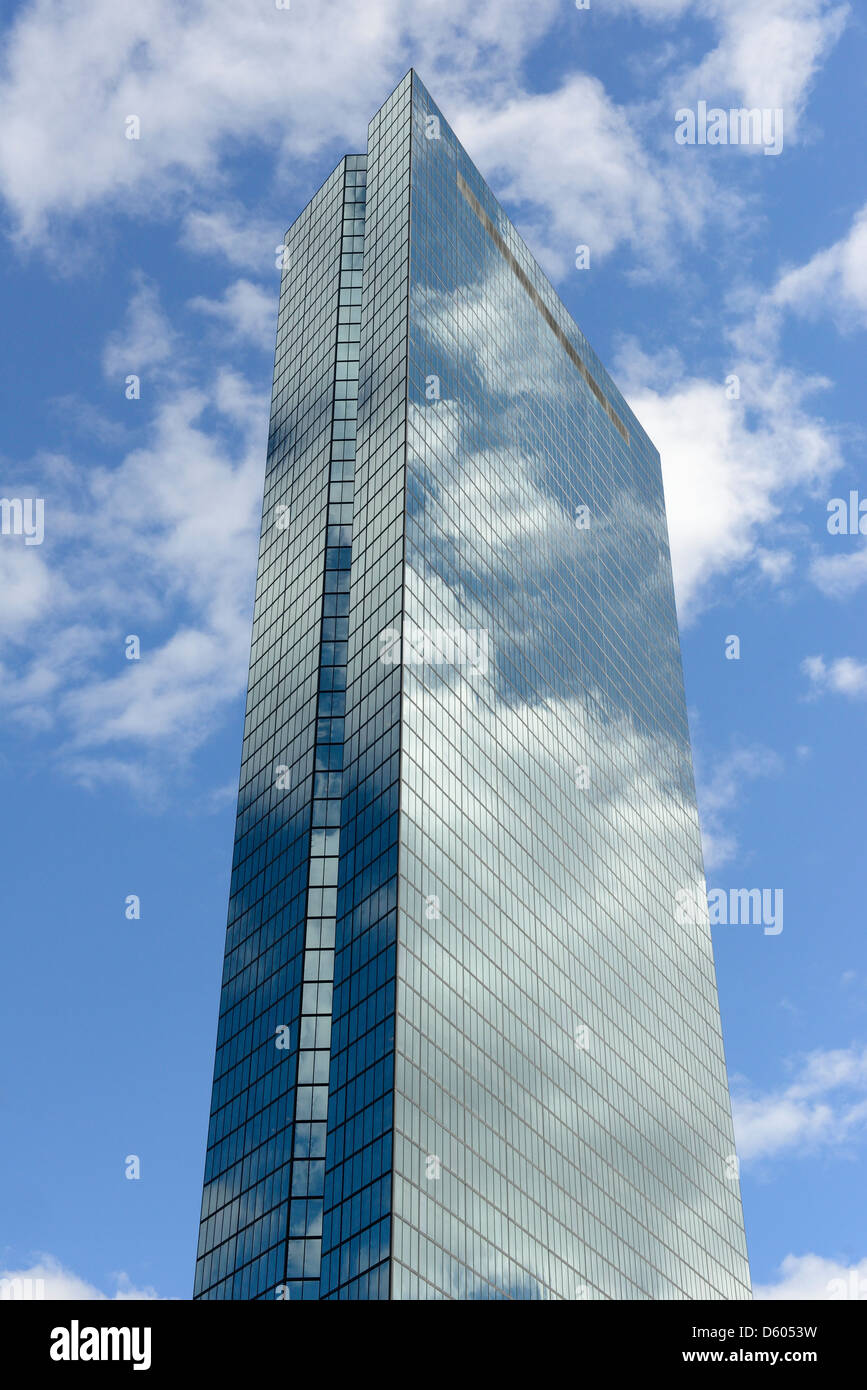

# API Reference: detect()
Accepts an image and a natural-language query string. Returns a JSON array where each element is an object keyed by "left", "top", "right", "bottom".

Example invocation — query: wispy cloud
[
  {"left": 802, "top": 655, "right": 867, "bottom": 700},
  {"left": 695, "top": 745, "right": 783, "bottom": 871},
  {"left": 189, "top": 279, "right": 276, "bottom": 351},
  {"left": 611, "top": 0, "right": 849, "bottom": 139},
  {"left": 0, "top": 0, "right": 847, "bottom": 291},
  {"left": 733, "top": 1045, "right": 867, "bottom": 1161},
  {"left": 771, "top": 203, "right": 867, "bottom": 331},
  {"left": 180, "top": 207, "right": 283, "bottom": 273},
  {"left": 0, "top": 0, "right": 558, "bottom": 243},
  {"left": 0, "top": 1256, "right": 158, "bottom": 1300},
  {"left": 1, "top": 288, "right": 266, "bottom": 792},
  {"left": 754, "top": 1252, "right": 867, "bottom": 1300},
  {"left": 452, "top": 74, "right": 734, "bottom": 279},
  {"left": 615, "top": 341, "right": 842, "bottom": 620},
  {"left": 810, "top": 544, "right": 867, "bottom": 598},
  {"left": 102, "top": 273, "right": 178, "bottom": 381}
]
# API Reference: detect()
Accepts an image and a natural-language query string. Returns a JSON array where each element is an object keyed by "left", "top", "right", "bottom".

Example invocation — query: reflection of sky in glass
[
  {"left": 194, "top": 149, "right": 369, "bottom": 1302},
  {"left": 318, "top": 79, "right": 411, "bottom": 1301},
  {"left": 391, "top": 73, "right": 750, "bottom": 1300}
]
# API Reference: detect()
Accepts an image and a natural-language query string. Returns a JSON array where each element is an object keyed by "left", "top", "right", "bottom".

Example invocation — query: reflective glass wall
[
  {"left": 195, "top": 154, "right": 366, "bottom": 1300},
  {"left": 319, "top": 76, "right": 412, "bottom": 1301},
  {"left": 391, "top": 73, "right": 750, "bottom": 1300}
]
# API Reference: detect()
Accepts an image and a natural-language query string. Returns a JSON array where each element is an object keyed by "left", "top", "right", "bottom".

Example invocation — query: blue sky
[{"left": 1, "top": 0, "right": 866, "bottom": 1302}]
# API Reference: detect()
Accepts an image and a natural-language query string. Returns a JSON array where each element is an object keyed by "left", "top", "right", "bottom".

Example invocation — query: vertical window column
[{"left": 282, "top": 159, "right": 366, "bottom": 1300}]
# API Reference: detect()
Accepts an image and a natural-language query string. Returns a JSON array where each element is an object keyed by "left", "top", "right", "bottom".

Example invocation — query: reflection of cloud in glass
[
  {"left": 394, "top": 668, "right": 741, "bottom": 1298},
  {"left": 385, "top": 76, "right": 747, "bottom": 1301}
]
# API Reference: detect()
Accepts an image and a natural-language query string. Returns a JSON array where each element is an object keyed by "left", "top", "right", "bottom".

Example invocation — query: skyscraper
[{"left": 193, "top": 70, "right": 751, "bottom": 1302}]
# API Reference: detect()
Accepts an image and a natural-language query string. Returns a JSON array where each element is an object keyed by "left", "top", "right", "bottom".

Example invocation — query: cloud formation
[
  {"left": 802, "top": 655, "right": 867, "bottom": 700},
  {"left": 189, "top": 279, "right": 276, "bottom": 351},
  {"left": 0, "top": 1256, "right": 158, "bottom": 1300},
  {"left": 695, "top": 745, "right": 784, "bottom": 871},
  {"left": 754, "top": 1252, "right": 867, "bottom": 1300},
  {"left": 771, "top": 203, "right": 867, "bottom": 330},
  {"left": 733, "top": 1045, "right": 867, "bottom": 1161},
  {"left": 0, "top": 283, "right": 266, "bottom": 791},
  {"left": 616, "top": 343, "right": 842, "bottom": 620}
]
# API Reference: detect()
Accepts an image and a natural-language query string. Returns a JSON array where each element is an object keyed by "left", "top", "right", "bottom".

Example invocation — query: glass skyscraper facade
[{"left": 193, "top": 71, "right": 751, "bottom": 1302}]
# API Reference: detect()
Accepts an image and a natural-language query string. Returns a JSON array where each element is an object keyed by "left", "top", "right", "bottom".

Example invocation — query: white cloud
[
  {"left": 189, "top": 278, "right": 276, "bottom": 350},
  {"left": 0, "top": 0, "right": 835, "bottom": 286},
  {"left": 771, "top": 204, "right": 867, "bottom": 330},
  {"left": 0, "top": 0, "right": 559, "bottom": 242},
  {"left": 695, "top": 746, "right": 783, "bottom": 871},
  {"left": 810, "top": 544, "right": 867, "bottom": 597},
  {"left": 63, "top": 627, "right": 244, "bottom": 748},
  {"left": 0, "top": 1256, "right": 158, "bottom": 1300},
  {"left": 755, "top": 548, "right": 795, "bottom": 584},
  {"left": 736, "top": 1095, "right": 837, "bottom": 1159},
  {"left": 0, "top": 345, "right": 266, "bottom": 784},
  {"left": 615, "top": 343, "right": 842, "bottom": 620},
  {"left": 733, "top": 1045, "right": 867, "bottom": 1161},
  {"left": 612, "top": 0, "right": 849, "bottom": 140},
  {"left": 0, "top": 544, "right": 54, "bottom": 637},
  {"left": 608, "top": 0, "right": 693, "bottom": 15},
  {"left": 102, "top": 274, "right": 177, "bottom": 379},
  {"left": 677, "top": 0, "right": 849, "bottom": 140},
  {"left": 802, "top": 654, "right": 867, "bottom": 699},
  {"left": 180, "top": 207, "right": 283, "bottom": 273},
  {"left": 213, "top": 366, "right": 268, "bottom": 424},
  {"left": 733, "top": 202, "right": 867, "bottom": 355},
  {"left": 754, "top": 1253, "right": 867, "bottom": 1300},
  {"left": 0, "top": 3, "right": 854, "bottom": 781},
  {"left": 452, "top": 74, "right": 729, "bottom": 277}
]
